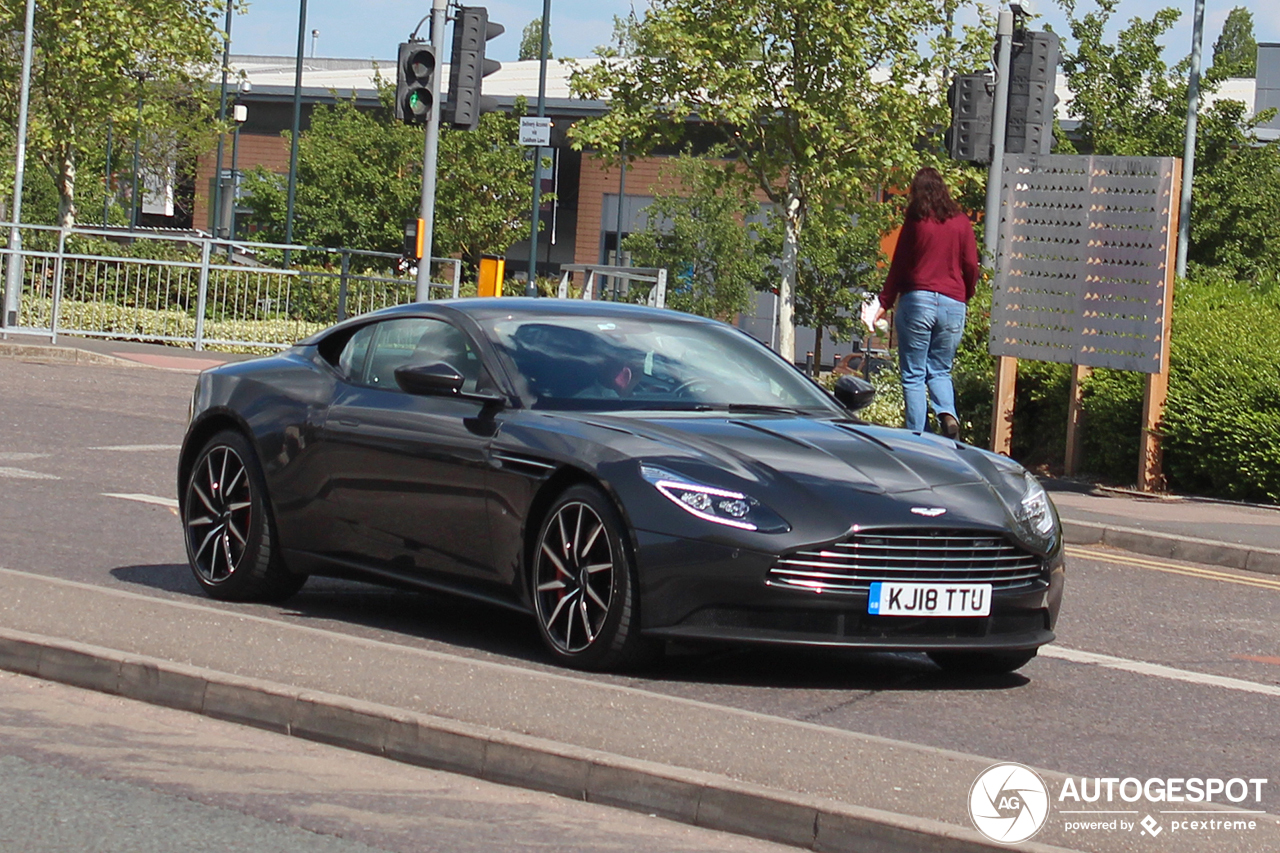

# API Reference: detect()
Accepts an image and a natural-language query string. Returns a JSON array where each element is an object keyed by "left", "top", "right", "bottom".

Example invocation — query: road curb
[
  {"left": 1062, "top": 519, "right": 1280, "bottom": 575},
  {"left": 0, "top": 340, "right": 142, "bottom": 369},
  {"left": 0, "top": 626, "right": 1080, "bottom": 853}
]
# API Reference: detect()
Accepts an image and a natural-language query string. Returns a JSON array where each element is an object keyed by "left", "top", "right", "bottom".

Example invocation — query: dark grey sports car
[{"left": 178, "top": 299, "right": 1063, "bottom": 673}]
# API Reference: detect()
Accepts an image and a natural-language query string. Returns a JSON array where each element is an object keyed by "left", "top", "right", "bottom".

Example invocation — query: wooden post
[
  {"left": 1064, "top": 364, "right": 1092, "bottom": 476},
  {"left": 1137, "top": 159, "right": 1181, "bottom": 492},
  {"left": 990, "top": 355, "right": 1018, "bottom": 455}
]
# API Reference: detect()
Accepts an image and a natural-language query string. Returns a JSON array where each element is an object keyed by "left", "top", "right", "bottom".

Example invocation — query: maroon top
[{"left": 878, "top": 213, "right": 980, "bottom": 309}]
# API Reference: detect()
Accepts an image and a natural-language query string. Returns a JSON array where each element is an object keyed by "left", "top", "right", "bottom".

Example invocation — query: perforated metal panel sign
[{"left": 988, "top": 154, "right": 1178, "bottom": 373}]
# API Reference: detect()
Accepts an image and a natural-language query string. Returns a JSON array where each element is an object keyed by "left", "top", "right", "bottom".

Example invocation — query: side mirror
[
  {"left": 394, "top": 362, "right": 464, "bottom": 397},
  {"left": 833, "top": 374, "right": 876, "bottom": 411}
]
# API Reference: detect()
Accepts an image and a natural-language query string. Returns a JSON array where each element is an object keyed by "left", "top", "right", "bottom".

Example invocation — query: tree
[
  {"left": 239, "top": 85, "right": 536, "bottom": 267},
  {"left": 622, "top": 155, "right": 765, "bottom": 321},
  {"left": 1211, "top": 6, "right": 1256, "bottom": 77},
  {"left": 519, "top": 18, "right": 551, "bottom": 61},
  {"left": 767, "top": 194, "right": 901, "bottom": 369},
  {"left": 0, "top": 0, "right": 224, "bottom": 226},
  {"left": 1060, "top": 0, "right": 1280, "bottom": 283},
  {"left": 571, "top": 0, "right": 985, "bottom": 361}
]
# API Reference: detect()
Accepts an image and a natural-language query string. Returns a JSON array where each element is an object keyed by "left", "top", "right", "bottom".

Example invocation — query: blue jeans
[{"left": 894, "top": 290, "right": 966, "bottom": 432}]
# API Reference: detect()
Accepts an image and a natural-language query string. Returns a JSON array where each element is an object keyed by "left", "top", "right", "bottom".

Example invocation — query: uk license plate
[{"left": 867, "top": 582, "right": 992, "bottom": 617}]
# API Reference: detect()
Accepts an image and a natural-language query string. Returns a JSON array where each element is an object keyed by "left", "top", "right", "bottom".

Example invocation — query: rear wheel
[
  {"left": 182, "top": 430, "right": 305, "bottom": 602},
  {"left": 928, "top": 649, "right": 1037, "bottom": 675},
  {"left": 531, "top": 485, "right": 654, "bottom": 671}
]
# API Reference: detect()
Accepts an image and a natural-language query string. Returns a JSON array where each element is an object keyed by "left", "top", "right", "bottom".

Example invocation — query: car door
[{"left": 317, "top": 316, "right": 496, "bottom": 582}]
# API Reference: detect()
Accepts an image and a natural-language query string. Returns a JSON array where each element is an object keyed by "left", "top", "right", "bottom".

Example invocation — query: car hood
[
  {"left": 561, "top": 411, "right": 1044, "bottom": 545},
  {"left": 601, "top": 412, "right": 990, "bottom": 495}
]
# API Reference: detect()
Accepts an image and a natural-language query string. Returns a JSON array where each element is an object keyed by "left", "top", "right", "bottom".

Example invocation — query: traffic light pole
[
  {"left": 415, "top": 0, "right": 448, "bottom": 301},
  {"left": 982, "top": 7, "right": 1014, "bottom": 262},
  {"left": 2, "top": 0, "right": 36, "bottom": 330},
  {"left": 526, "top": 0, "right": 552, "bottom": 297},
  {"left": 985, "top": 8, "right": 1016, "bottom": 457}
]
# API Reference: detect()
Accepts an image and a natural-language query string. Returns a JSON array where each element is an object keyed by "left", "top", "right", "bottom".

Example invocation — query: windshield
[{"left": 485, "top": 314, "right": 841, "bottom": 413}]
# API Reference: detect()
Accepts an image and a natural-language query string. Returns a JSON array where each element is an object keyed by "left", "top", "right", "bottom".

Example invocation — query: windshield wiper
[{"left": 723, "top": 403, "right": 805, "bottom": 415}]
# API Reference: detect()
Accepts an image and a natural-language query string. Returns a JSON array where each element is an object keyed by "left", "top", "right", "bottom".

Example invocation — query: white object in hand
[{"left": 875, "top": 318, "right": 889, "bottom": 332}]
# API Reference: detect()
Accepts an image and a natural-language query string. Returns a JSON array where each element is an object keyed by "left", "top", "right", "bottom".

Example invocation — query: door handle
[{"left": 336, "top": 417, "right": 361, "bottom": 427}]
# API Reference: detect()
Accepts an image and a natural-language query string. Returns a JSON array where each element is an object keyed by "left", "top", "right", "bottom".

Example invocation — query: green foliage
[
  {"left": 1061, "top": 1, "right": 1280, "bottom": 283},
  {"left": 764, "top": 194, "right": 901, "bottom": 366},
  {"left": 622, "top": 156, "right": 764, "bottom": 321},
  {"left": 570, "top": 0, "right": 992, "bottom": 359},
  {"left": 954, "top": 268, "right": 1280, "bottom": 501},
  {"left": 1211, "top": 6, "right": 1257, "bottom": 77},
  {"left": 519, "top": 19, "right": 551, "bottom": 61},
  {"left": 240, "top": 84, "right": 536, "bottom": 268},
  {"left": 1161, "top": 275, "right": 1280, "bottom": 502},
  {"left": 1079, "top": 367, "right": 1143, "bottom": 481},
  {"left": 0, "top": 0, "right": 224, "bottom": 225}
]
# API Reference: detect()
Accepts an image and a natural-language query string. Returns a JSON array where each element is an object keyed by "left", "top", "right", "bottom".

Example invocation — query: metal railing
[
  {"left": 556, "top": 263, "right": 668, "bottom": 309},
  {"left": 0, "top": 222, "right": 462, "bottom": 352}
]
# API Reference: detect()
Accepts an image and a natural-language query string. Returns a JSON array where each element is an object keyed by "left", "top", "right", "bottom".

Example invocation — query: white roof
[
  {"left": 227, "top": 54, "right": 1261, "bottom": 121},
  {"left": 229, "top": 55, "right": 597, "bottom": 101}
]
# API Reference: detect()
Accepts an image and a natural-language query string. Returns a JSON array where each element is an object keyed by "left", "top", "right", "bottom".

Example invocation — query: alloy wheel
[
  {"left": 534, "top": 501, "right": 616, "bottom": 654},
  {"left": 184, "top": 444, "right": 253, "bottom": 584}
]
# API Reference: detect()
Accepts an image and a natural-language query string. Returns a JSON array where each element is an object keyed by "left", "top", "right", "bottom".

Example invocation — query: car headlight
[
  {"left": 1018, "top": 472, "right": 1056, "bottom": 539},
  {"left": 640, "top": 465, "right": 789, "bottom": 533}
]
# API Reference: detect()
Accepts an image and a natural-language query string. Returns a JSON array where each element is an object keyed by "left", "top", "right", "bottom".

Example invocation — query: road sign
[{"left": 519, "top": 116, "right": 551, "bottom": 146}]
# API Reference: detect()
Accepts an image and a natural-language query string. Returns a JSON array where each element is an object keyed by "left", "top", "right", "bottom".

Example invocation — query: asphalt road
[{"left": 2, "top": 358, "right": 1278, "bottom": 844}]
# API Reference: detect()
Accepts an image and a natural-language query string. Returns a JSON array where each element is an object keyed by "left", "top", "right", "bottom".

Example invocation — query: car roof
[{"left": 297, "top": 299, "right": 727, "bottom": 348}]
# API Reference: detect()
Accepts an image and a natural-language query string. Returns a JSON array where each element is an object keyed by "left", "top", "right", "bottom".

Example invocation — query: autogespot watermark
[{"left": 967, "top": 764, "right": 1272, "bottom": 844}]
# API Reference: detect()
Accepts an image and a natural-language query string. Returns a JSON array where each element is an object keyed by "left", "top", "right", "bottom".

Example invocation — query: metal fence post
[
  {"left": 194, "top": 237, "right": 211, "bottom": 351},
  {"left": 50, "top": 228, "right": 68, "bottom": 343},
  {"left": 451, "top": 258, "right": 461, "bottom": 298},
  {"left": 337, "top": 250, "right": 350, "bottom": 322}
]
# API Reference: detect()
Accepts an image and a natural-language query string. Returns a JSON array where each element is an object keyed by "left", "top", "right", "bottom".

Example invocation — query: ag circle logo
[{"left": 969, "top": 762, "right": 1050, "bottom": 843}]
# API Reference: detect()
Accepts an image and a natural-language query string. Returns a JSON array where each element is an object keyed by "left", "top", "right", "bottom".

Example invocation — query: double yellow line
[{"left": 1066, "top": 546, "right": 1280, "bottom": 591}]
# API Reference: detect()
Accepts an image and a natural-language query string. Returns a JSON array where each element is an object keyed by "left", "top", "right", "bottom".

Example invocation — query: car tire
[
  {"left": 530, "top": 484, "right": 656, "bottom": 671},
  {"left": 182, "top": 429, "right": 306, "bottom": 603},
  {"left": 928, "top": 649, "right": 1038, "bottom": 675}
]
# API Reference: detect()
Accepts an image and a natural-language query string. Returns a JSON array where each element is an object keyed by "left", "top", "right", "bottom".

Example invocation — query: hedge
[{"left": 948, "top": 270, "right": 1280, "bottom": 503}]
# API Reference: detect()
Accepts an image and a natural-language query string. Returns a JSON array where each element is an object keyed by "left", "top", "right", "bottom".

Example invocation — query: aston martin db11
[{"left": 179, "top": 299, "right": 1063, "bottom": 672}]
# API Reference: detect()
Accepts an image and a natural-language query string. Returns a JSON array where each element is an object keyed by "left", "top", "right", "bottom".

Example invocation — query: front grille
[{"left": 767, "top": 528, "right": 1044, "bottom": 594}]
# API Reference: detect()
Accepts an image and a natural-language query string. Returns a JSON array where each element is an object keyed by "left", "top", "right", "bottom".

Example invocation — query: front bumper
[{"left": 634, "top": 530, "right": 1064, "bottom": 652}]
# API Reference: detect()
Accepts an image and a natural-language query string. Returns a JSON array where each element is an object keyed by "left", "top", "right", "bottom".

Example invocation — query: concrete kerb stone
[
  {"left": 0, "top": 341, "right": 139, "bottom": 369},
  {"left": 1062, "top": 520, "right": 1280, "bottom": 576},
  {"left": 0, "top": 626, "right": 1079, "bottom": 853}
]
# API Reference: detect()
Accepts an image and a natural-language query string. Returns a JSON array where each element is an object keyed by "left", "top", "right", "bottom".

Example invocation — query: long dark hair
[{"left": 905, "top": 167, "right": 962, "bottom": 223}]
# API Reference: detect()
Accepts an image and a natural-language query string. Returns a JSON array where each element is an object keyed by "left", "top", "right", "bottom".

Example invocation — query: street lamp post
[
  {"left": 211, "top": 0, "right": 234, "bottom": 238},
  {"left": 284, "top": 0, "right": 308, "bottom": 267},
  {"left": 130, "top": 72, "right": 148, "bottom": 231},
  {"left": 227, "top": 81, "right": 250, "bottom": 251}
]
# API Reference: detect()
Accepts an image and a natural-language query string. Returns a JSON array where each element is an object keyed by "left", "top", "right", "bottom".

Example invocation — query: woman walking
[{"left": 873, "top": 167, "right": 979, "bottom": 439}]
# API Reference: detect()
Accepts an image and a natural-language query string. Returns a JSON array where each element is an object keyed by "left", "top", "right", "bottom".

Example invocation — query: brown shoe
[{"left": 939, "top": 412, "right": 960, "bottom": 440}]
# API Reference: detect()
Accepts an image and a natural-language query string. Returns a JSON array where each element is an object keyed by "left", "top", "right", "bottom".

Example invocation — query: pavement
[{"left": 2, "top": 331, "right": 1279, "bottom": 853}]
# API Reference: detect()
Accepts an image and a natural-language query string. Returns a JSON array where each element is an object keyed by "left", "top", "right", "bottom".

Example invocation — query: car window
[
  {"left": 336, "top": 324, "right": 376, "bottom": 382},
  {"left": 346, "top": 317, "right": 491, "bottom": 394},
  {"left": 487, "top": 316, "right": 839, "bottom": 412}
]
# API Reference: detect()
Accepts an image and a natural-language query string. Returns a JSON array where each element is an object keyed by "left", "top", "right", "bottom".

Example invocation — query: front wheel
[
  {"left": 928, "top": 649, "right": 1037, "bottom": 675},
  {"left": 182, "top": 430, "right": 305, "bottom": 602},
  {"left": 530, "top": 485, "right": 655, "bottom": 671}
]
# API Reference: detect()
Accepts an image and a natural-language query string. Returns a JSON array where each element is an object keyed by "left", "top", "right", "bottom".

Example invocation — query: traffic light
[
  {"left": 403, "top": 218, "right": 424, "bottom": 259},
  {"left": 395, "top": 41, "right": 436, "bottom": 125},
  {"left": 946, "top": 73, "right": 994, "bottom": 163},
  {"left": 1005, "top": 30, "right": 1059, "bottom": 155},
  {"left": 446, "top": 6, "right": 504, "bottom": 131}
]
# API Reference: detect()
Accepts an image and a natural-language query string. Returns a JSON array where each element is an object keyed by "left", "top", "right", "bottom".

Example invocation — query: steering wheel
[{"left": 672, "top": 378, "right": 719, "bottom": 399}]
